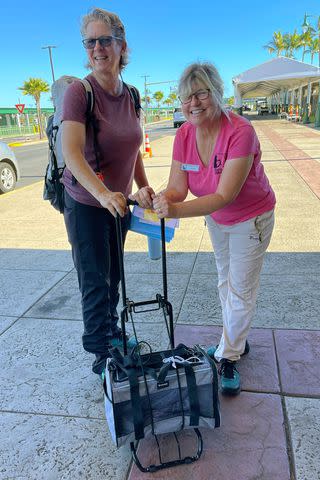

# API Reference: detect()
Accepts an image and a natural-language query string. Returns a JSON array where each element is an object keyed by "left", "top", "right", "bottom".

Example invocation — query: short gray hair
[
  {"left": 81, "top": 7, "right": 129, "bottom": 70},
  {"left": 178, "top": 62, "right": 228, "bottom": 115}
]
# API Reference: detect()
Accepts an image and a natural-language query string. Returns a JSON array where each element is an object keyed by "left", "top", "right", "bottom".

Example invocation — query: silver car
[
  {"left": 173, "top": 107, "right": 186, "bottom": 128},
  {"left": 0, "top": 141, "right": 20, "bottom": 193}
]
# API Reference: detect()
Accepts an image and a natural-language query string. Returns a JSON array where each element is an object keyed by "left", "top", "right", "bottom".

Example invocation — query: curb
[
  {"left": 8, "top": 139, "right": 48, "bottom": 148},
  {"left": 8, "top": 142, "right": 24, "bottom": 147}
]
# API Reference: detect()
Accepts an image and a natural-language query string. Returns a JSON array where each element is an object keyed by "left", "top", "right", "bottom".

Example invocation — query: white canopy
[{"left": 232, "top": 57, "right": 320, "bottom": 102}]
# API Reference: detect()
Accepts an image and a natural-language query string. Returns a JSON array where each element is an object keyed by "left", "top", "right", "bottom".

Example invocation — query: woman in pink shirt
[{"left": 153, "top": 62, "right": 276, "bottom": 396}]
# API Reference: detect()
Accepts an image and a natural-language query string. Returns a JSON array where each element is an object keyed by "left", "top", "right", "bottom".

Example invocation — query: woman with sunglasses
[
  {"left": 152, "top": 62, "right": 276, "bottom": 396},
  {"left": 61, "top": 8, "right": 154, "bottom": 379}
]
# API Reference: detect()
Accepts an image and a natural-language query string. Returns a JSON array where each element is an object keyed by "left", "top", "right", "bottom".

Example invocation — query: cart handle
[
  {"left": 116, "top": 199, "right": 168, "bottom": 307},
  {"left": 127, "top": 198, "right": 139, "bottom": 207},
  {"left": 125, "top": 199, "right": 168, "bottom": 300}
]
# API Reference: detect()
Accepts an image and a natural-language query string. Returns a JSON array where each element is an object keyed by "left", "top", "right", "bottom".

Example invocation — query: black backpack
[{"left": 43, "top": 76, "right": 141, "bottom": 214}]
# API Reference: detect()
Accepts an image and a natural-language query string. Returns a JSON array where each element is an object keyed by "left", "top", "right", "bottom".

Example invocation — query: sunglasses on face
[
  {"left": 179, "top": 89, "right": 211, "bottom": 104},
  {"left": 82, "top": 35, "right": 122, "bottom": 49}
]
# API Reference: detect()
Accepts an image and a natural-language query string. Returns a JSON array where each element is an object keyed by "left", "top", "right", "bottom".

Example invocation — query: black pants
[{"left": 64, "top": 190, "right": 130, "bottom": 374}]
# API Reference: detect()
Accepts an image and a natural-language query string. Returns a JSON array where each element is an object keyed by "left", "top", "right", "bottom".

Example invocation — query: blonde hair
[
  {"left": 81, "top": 7, "right": 129, "bottom": 70},
  {"left": 178, "top": 62, "right": 228, "bottom": 116}
]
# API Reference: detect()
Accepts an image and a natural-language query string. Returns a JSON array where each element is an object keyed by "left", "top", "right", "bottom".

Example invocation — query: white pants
[{"left": 205, "top": 209, "right": 275, "bottom": 362}]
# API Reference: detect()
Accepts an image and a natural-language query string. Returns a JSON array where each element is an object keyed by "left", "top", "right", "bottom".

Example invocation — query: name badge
[{"left": 181, "top": 164, "right": 200, "bottom": 172}]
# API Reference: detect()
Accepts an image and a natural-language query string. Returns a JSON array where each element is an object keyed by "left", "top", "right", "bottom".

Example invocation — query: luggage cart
[{"left": 105, "top": 200, "right": 219, "bottom": 473}]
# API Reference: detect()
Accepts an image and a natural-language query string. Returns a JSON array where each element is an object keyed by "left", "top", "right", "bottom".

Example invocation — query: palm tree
[
  {"left": 306, "top": 37, "right": 320, "bottom": 64},
  {"left": 168, "top": 92, "right": 178, "bottom": 107},
  {"left": 18, "top": 78, "right": 49, "bottom": 138},
  {"left": 141, "top": 95, "right": 151, "bottom": 108},
  {"left": 153, "top": 91, "right": 164, "bottom": 108},
  {"left": 163, "top": 98, "right": 173, "bottom": 115},
  {"left": 300, "top": 29, "right": 314, "bottom": 62},
  {"left": 264, "top": 31, "right": 286, "bottom": 56},
  {"left": 284, "top": 30, "right": 302, "bottom": 58},
  {"left": 282, "top": 33, "right": 291, "bottom": 56},
  {"left": 313, "top": 16, "right": 320, "bottom": 67}
]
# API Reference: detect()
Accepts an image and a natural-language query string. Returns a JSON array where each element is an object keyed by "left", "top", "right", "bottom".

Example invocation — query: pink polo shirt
[{"left": 173, "top": 112, "right": 276, "bottom": 225}]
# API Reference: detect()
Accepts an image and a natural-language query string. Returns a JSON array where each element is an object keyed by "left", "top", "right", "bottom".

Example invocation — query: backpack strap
[
  {"left": 79, "top": 78, "right": 101, "bottom": 175},
  {"left": 124, "top": 83, "right": 142, "bottom": 118},
  {"left": 80, "top": 78, "right": 95, "bottom": 116}
]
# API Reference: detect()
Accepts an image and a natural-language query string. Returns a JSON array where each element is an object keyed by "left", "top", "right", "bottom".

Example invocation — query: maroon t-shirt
[{"left": 62, "top": 74, "right": 142, "bottom": 206}]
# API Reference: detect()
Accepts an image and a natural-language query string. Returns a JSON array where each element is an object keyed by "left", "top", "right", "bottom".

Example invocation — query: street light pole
[
  {"left": 42, "top": 45, "right": 56, "bottom": 83},
  {"left": 315, "top": 16, "right": 320, "bottom": 127},
  {"left": 140, "top": 75, "right": 150, "bottom": 109},
  {"left": 301, "top": 13, "right": 320, "bottom": 127}
]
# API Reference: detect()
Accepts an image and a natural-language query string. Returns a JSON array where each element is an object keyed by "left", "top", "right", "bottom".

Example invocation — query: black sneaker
[{"left": 219, "top": 359, "right": 241, "bottom": 396}]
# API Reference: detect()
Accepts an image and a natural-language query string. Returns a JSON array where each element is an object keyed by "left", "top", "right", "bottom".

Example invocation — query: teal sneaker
[
  {"left": 219, "top": 359, "right": 240, "bottom": 396},
  {"left": 207, "top": 340, "right": 250, "bottom": 360}
]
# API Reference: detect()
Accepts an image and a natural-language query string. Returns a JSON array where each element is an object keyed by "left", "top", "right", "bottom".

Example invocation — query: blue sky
[{"left": 1, "top": 0, "right": 319, "bottom": 109}]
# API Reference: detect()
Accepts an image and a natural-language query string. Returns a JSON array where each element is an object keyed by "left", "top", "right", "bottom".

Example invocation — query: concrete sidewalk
[{"left": 0, "top": 119, "right": 319, "bottom": 480}]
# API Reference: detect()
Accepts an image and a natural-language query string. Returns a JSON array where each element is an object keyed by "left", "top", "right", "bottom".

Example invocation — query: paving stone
[
  {"left": 177, "top": 274, "right": 221, "bottom": 325},
  {"left": 192, "top": 251, "right": 320, "bottom": 276},
  {"left": 0, "top": 248, "right": 74, "bottom": 271},
  {"left": 178, "top": 273, "right": 320, "bottom": 330},
  {"left": 275, "top": 330, "right": 320, "bottom": 396},
  {"left": 25, "top": 271, "right": 82, "bottom": 320},
  {"left": 26, "top": 272, "right": 190, "bottom": 325},
  {"left": 285, "top": 397, "right": 320, "bottom": 480},
  {"left": 129, "top": 392, "right": 290, "bottom": 480},
  {"left": 256, "top": 274, "right": 320, "bottom": 330},
  {"left": 0, "top": 411, "right": 131, "bottom": 480},
  {"left": 239, "top": 329, "right": 279, "bottom": 393},
  {"left": 124, "top": 251, "right": 196, "bottom": 274},
  {"left": 261, "top": 252, "right": 320, "bottom": 275},
  {"left": 0, "top": 318, "right": 169, "bottom": 418},
  {"left": 0, "top": 315, "right": 17, "bottom": 335},
  {"left": 192, "top": 252, "right": 218, "bottom": 275},
  {"left": 174, "top": 325, "right": 280, "bottom": 393},
  {"left": 0, "top": 317, "right": 103, "bottom": 418},
  {"left": 0, "top": 269, "right": 68, "bottom": 317}
]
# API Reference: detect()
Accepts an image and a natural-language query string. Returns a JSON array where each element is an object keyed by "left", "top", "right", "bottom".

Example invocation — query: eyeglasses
[
  {"left": 179, "top": 89, "right": 211, "bottom": 104},
  {"left": 82, "top": 35, "right": 122, "bottom": 49}
]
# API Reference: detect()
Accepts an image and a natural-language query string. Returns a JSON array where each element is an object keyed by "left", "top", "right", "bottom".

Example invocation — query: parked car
[
  {"left": 0, "top": 141, "right": 20, "bottom": 193},
  {"left": 257, "top": 102, "right": 270, "bottom": 115},
  {"left": 173, "top": 107, "right": 186, "bottom": 128}
]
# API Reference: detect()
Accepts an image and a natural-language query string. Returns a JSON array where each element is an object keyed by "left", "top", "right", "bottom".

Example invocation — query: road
[
  {"left": 12, "top": 120, "right": 176, "bottom": 190},
  {"left": 14, "top": 142, "right": 49, "bottom": 190},
  {"left": 145, "top": 119, "right": 176, "bottom": 141}
]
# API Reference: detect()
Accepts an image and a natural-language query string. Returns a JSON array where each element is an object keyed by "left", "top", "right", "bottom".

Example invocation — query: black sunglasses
[{"left": 82, "top": 35, "right": 122, "bottom": 49}]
